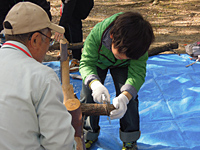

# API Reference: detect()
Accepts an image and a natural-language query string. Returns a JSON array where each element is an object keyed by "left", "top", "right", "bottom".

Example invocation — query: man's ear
[
  {"left": 27, "top": 32, "right": 41, "bottom": 59},
  {"left": 29, "top": 32, "right": 40, "bottom": 49}
]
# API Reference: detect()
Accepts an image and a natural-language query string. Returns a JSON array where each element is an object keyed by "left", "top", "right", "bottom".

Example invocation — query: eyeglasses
[
  {"left": 37, "top": 31, "right": 55, "bottom": 46},
  {"left": 29, "top": 31, "right": 55, "bottom": 46}
]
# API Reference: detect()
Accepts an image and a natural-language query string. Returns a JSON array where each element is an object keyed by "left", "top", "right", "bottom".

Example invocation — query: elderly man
[{"left": 0, "top": 2, "right": 76, "bottom": 150}]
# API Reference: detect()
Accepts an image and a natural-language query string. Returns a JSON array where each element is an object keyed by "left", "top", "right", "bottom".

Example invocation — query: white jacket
[{"left": 0, "top": 41, "right": 75, "bottom": 150}]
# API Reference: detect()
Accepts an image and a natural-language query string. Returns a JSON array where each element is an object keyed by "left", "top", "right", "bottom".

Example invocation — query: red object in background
[{"left": 60, "top": 3, "right": 62, "bottom": 16}]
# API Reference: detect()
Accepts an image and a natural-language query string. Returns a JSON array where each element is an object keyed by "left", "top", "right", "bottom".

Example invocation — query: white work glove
[
  {"left": 90, "top": 80, "right": 110, "bottom": 103},
  {"left": 110, "top": 93, "right": 129, "bottom": 120}
]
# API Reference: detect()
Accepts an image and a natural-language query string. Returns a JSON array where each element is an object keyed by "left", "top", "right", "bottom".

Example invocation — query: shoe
[
  {"left": 85, "top": 139, "right": 97, "bottom": 150},
  {"left": 69, "top": 59, "right": 80, "bottom": 73},
  {"left": 122, "top": 141, "right": 138, "bottom": 150}
]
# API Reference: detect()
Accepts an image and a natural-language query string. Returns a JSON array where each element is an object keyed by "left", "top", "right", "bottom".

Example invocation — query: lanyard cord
[{"left": 3, "top": 43, "right": 32, "bottom": 58}]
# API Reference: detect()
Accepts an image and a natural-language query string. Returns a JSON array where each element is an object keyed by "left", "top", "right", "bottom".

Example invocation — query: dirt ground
[{"left": 45, "top": 0, "right": 200, "bottom": 61}]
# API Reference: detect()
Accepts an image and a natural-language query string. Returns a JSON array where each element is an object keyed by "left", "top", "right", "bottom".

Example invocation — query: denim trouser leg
[
  {"left": 110, "top": 67, "right": 140, "bottom": 142},
  {"left": 119, "top": 96, "right": 141, "bottom": 142},
  {"left": 80, "top": 67, "right": 108, "bottom": 141},
  {"left": 80, "top": 82, "right": 100, "bottom": 140}
]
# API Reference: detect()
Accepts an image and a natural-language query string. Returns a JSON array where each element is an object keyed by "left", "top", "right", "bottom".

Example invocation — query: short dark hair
[
  {"left": 110, "top": 12, "right": 155, "bottom": 59},
  {"left": 5, "top": 28, "right": 49, "bottom": 43}
]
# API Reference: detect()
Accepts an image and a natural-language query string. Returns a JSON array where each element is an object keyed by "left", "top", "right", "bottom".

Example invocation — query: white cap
[{"left": 3, "top": 2, "right": 65, "bottom": 35}]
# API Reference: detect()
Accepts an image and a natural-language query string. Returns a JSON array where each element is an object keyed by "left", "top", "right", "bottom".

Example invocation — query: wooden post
[{"left": 60, "top": 39, "right": 85, "bottom": 150}]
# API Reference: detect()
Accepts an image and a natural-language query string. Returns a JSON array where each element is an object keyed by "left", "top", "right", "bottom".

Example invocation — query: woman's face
[
  {"left": 110, "top": 34, "right": 130, "bottom": 60},
  {"left": 111, "top": 43, "right": 130, "bottom": 60}
]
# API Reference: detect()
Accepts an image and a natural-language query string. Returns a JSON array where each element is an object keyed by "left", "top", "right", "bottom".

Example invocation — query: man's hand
[
  {"left": 110, "top": 93, "right": 129, "bottom": 120},
  {"left": 54, "top": 32, "right": 64, "bottom": 42},
  {"left": 90, "top": 80, "right": 110, "bottom": 103}
]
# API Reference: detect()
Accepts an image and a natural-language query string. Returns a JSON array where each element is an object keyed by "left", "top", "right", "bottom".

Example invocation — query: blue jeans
[{"left": 80, "top": 66, "right": 141, "bottom": 142}]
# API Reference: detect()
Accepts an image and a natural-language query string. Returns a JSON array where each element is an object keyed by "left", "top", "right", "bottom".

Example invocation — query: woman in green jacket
[{"left": 79, "top": 12, "right": 155, "bottom": 150}]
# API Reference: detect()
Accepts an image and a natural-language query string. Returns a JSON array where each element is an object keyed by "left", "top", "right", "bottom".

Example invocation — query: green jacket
[{"left": 79, "top": 12, "right": 148, "bottom": 98}]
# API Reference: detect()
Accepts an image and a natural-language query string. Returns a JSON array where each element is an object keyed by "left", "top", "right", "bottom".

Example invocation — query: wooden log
[
  {"left": 49, "top": 42, "right": 83, "bottom": 51},
  {"left": 81, "top": 103, "right": 115, "bottom": 116},
  {"left": 148, "top": 41, "right": 179, "bottom": 56},
  {"left": 68, "top": 42, "right": 84, "bottom": 50},
  {"left": 50, "top": 41, "right": 179, "bottom": 58}
]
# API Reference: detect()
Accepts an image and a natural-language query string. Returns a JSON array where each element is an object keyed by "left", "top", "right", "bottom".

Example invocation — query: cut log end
[{"left": 64, "top": 98, "right": 81, "bottom": 111}]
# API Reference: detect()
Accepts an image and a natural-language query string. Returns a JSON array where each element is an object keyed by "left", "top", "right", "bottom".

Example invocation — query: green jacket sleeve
[
  {"left": 79, "top": 23, "right": 101, "bottom": 83},
  {"left": 121, "top": 51, "right": 148, "bottom": 98},
  {"left": 128, "top": 51, "right": 148, "bottom": 91}
]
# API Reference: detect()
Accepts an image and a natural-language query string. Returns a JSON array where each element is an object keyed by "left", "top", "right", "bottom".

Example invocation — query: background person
[{"left": 55, "top": 0, "right": 94, "bottom": 72}]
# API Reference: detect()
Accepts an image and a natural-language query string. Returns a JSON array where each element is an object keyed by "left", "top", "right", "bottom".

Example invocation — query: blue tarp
[{"left": 43, "top": 54, "right": 200, "bottom": 150}]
